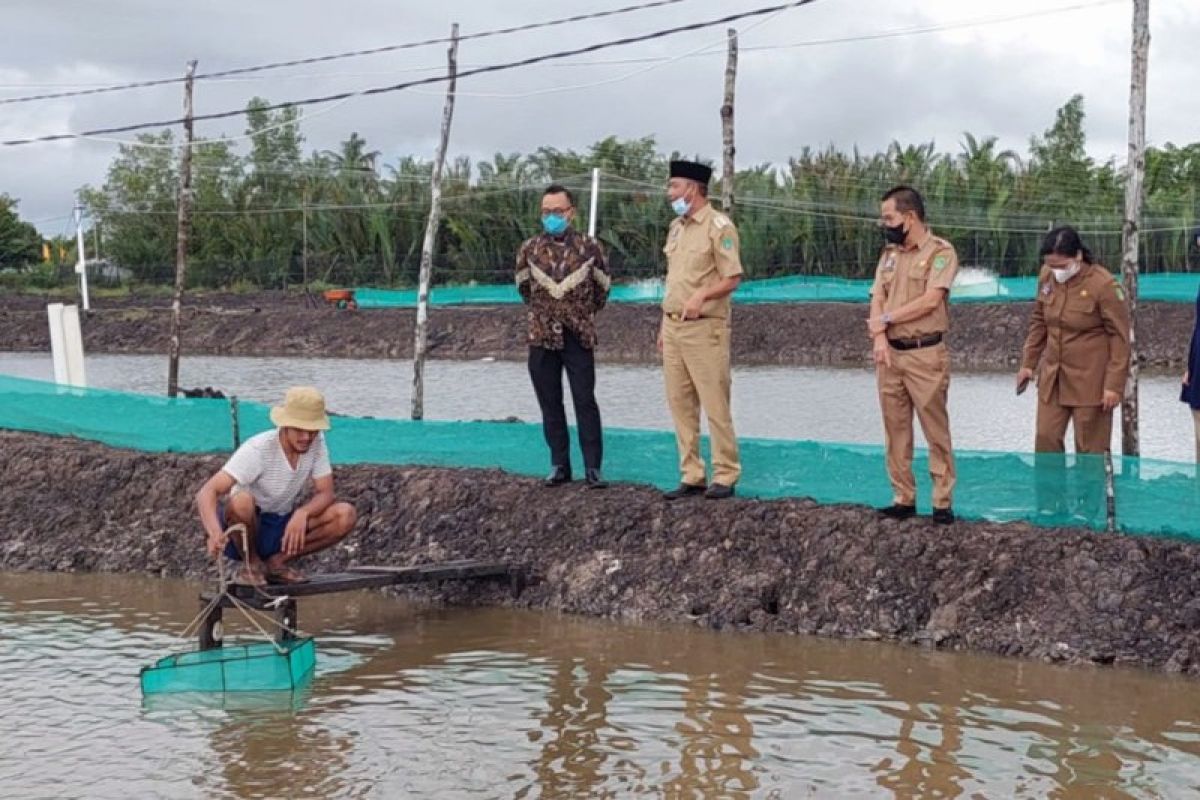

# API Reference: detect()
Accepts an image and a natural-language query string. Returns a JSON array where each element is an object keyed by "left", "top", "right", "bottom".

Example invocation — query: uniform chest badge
[
  {"left": 1080, "top": 289, "right": 1089, "bottom": 298},
  {"left": 1041, "top": 283, "right": 1052, "bottom": 296},
  {"left": 883, "top": 255, "right": 896, "bottom": 272}
]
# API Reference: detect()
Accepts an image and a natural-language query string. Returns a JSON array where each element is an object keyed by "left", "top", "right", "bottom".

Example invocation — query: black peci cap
[{"left": 669, "top": 159, "right": 712, "bottom": 185}]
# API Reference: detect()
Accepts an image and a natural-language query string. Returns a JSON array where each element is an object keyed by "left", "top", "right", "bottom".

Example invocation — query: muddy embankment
[
  {"left": 4, "top": 430, "right": 1200, "bottom": 675},
  {"left": 0, "top": 291, "right": 1193, "bottom": 369}
]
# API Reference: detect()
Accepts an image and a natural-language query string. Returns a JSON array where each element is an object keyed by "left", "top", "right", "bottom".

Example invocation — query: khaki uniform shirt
[
  {"left": 869, "top": 232, "right": 959, "bottom": 339},
  {"left": 662, "top": 203, "right": 743, "bottom": 319},
  {"left": 1021, "top": 263, "right": 1131, "bottom": 406}
]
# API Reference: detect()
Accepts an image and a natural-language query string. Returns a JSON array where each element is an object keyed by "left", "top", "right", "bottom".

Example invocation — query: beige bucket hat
[{"left": 270, "top": 386, "right": 331, "bottom": 431}]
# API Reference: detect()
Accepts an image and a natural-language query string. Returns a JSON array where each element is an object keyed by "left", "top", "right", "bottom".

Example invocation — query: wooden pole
[
  {"left": 301, "top": 181, "right": 309, "bottom": 288},
  {"left": 720, "top": 28, "right": 738, "bottom": 218},
  {"left": 167, "top": 60, "right": 197, "bottom": 398},
  {"left": 411, "top": 24, "right": 459, "bottom": 420},
  {"left": 1120, "top": 0, "right": 1149, "bottom": 456}
]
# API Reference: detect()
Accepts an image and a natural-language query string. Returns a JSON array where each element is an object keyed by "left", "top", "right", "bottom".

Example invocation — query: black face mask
[{"left": 882, "top": 222, "right": 907, "bottom": 245}]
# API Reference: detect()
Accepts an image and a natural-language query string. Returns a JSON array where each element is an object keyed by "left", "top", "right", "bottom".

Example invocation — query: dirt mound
[
  {"left": 3, "top": 430, "right": 1199, "bottom": 674},
  {"left": 0, "top": 292, "right": 1193, "bottom": 368}
]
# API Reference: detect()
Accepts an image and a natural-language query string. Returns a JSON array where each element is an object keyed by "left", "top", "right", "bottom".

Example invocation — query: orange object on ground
[{"left": 322, "top": 289, "right": 354, "bottom": 304}]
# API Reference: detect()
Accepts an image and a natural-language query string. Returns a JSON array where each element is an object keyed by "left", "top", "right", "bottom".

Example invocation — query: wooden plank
[
  {"left": 257, "top": 572, "right": 399, "bottom": 597},
  {"left": 202, "top": 572, "right": 398, "bottom": 606},
  {"left": 352, "top": 561, "right": 513, "bottom": 583},
  {"left": 200, "top": 560, "right": 521, "bottom": 611},
  {"left": 352, "top": 558, "right": 480, "bottom": 570}
]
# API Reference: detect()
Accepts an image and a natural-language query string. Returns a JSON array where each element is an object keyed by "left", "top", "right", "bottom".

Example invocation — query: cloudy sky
[{"left": 2, "top": 0, "right": 1197, "bottom": 233}]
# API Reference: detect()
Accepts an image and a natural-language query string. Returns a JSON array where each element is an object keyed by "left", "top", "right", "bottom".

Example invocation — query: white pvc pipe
[
  {"left": 587, "top": 167, "right": 600, "bottom": 238},
  {"left": 61, "top": 304, "right": 87, "bottom": 387},
  {"left": 46, "top": 303, "right": 68, "bottom": 385}
]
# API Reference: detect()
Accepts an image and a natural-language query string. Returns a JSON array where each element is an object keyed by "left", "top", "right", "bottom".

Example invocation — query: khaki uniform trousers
[
  {"left": 1034, "top": 391, "right": 1113, "bottom": 454},
  {"left": 662, "top": 316, "right": 741, "bottom": 486},
  {"left": 877, "top": 342, "right": 956, "bottom": 509}
]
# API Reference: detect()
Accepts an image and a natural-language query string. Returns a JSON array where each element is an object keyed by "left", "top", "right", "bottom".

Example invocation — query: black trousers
[{"left": 528, "top": 330, "right": 603, "bottom": 471}]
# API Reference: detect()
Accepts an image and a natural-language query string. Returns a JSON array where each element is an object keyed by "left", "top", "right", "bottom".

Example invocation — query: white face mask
[{"left": 1051, "top": 261, "right": 1081, "bottom": 284}]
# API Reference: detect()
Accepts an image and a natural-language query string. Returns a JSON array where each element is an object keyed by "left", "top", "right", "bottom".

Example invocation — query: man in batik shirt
[{"left": 515, "top": 183, "right": 612, "bottom": 488}]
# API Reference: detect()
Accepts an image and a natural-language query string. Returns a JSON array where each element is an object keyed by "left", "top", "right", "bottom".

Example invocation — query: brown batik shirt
[{"left": 515, "top": 228, "right": 611, "bottom": 350}]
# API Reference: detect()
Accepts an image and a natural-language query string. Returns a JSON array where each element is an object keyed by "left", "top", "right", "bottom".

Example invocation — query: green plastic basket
[{"left": 140, "top": 637, "right": 316, "bottom": 694}]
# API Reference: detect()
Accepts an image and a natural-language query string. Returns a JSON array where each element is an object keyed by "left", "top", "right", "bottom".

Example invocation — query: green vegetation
[{"left": 5, "top": 94, "right": 1199, "bottom": 291}]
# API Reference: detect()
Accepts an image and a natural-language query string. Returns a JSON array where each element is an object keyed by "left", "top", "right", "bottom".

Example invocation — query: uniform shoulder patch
[
  {"left": 712, "top": 214, "right": 731, "bottom": 229},
  {"left": 721, "top": 236, "right": 735, "bottom": 250},
  {"left": 1113, "top": 278, "right": 1126, "bottom": 301},
  {"left": 932, "top": 254, "right": 949, "bottom": 271}
]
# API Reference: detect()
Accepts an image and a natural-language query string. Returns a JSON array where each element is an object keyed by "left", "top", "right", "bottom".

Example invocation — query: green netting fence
[
  {"left": 353, "top": 272, "right": 1200, "bottom": 308},
  {"left": 2, "top": 373, "right": 1199, "bottom": 540}
]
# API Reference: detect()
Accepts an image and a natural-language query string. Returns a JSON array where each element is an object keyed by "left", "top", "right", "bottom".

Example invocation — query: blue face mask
[
  {"left": 541, "top": 213, "right": 569, "bottom": 235},
  {"left": 670, "top": 196, "right": 690, "bottom": 217}
]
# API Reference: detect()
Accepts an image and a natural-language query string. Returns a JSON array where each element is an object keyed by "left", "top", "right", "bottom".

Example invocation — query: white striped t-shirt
[{"left": 222, "top": 429, "right": 333, "bottom": 515}]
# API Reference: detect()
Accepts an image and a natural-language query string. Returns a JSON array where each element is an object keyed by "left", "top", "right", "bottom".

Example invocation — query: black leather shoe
[
  {"left": 932, "top": 507, "right": 955, "bottom": 525},
  {"left": 663, "top": 482, "right": 706, "bottom": 500},
  {"left": 880, "top": 503, "right": 917, "bottom": 520},
  {"left": 543, "top": 466, "right": 572, "bottom": 487},
  {"left": 704, "top": 483, "right": 735, "bottom": 500},
  {"left": 584, "top": 469, "right": 608, "bottom": 489}
]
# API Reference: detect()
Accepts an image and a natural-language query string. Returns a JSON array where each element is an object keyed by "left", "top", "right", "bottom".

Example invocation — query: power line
[
  {"left": 0, "top": 0, "right": 1113, "bottom": 105},
  {"left": 0, "top": 0, "right": 822, "bottom": 147},
  {"left": 76, "top": 3, "right": 759, "bottom": 152},
  {"left": 395, "top": 0, "right": 791, "bottom": 101},
  {"left": 0, "top": 0, "right": 1118, "bottom": 98},
  {"left": 0, "top": 0, "right": 692, "bottom": 107},
  {"left": 747, "top": 0, "right": 1122, "bottom": 52}
]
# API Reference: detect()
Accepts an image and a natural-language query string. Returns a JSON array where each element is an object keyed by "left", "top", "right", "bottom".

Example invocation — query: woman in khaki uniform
[{"left": 1016, "top": 226, "right": 1131, "bottom": 453}]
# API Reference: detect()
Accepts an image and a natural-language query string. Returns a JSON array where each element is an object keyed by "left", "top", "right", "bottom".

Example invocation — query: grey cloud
[{"left": 1, "top": 0, "right": 1196, "bottom": 231}]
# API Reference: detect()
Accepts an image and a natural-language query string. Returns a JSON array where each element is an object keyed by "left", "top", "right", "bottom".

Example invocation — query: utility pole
[
  {"left": 167, "top": 60, "right": 197, "bottom": 398},
  {"left": 1120, "top": 0, "right": 1149, "bottom": 456},
  {"left": 411, "top": 24, "right": 459, "bottom": 420},
  {"left": 721, "top": 28, "right": 738, "bottom": 217}
]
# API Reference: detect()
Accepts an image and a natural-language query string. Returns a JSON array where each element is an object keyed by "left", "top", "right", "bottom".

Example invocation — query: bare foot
[
  {"left": 235, "top": 563, "right": 267, "bottom": 587},
  {"left": 264, "top": 556, "right": 307, "bottom": 585}
]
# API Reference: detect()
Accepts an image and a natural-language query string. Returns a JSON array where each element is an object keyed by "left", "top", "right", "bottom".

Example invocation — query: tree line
[{"left": 3, "top": 94, "right": 1199, "bottom": 290}]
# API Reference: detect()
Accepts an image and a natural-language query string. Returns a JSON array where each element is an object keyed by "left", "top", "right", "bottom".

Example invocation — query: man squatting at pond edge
[{"left": 195, "top": 386, "right": 357, "bottom": 586}]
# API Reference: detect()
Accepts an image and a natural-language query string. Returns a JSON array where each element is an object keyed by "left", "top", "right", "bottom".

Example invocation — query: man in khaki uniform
[
  {"left": 1016, "top": 229, "right": 1131, "bottom": 453},
  {"left": 658, "top": 160, "right": 742, "bottom": 500},
  {"left": 868, "top": 186, "right": 959, "bottom": 524}
]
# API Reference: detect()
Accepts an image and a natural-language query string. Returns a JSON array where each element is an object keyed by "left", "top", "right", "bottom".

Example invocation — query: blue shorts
[{"left": 220, "top": 505, "right": 293, "bottom": 561}]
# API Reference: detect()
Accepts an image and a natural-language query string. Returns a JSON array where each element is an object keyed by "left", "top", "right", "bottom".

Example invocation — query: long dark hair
[{"left": 1040, "top": 226, "right": 1094, "bottom": 264}]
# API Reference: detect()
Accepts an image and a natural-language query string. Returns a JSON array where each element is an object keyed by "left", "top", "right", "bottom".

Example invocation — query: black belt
[
  {"left": 664, "top": 312, "right": 722, "bottom": 322},
  {"left": 888, "top": 333, "right": 943, "bottom": 351}
]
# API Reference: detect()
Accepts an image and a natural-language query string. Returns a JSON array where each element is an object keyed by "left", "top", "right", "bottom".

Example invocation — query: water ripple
[{"left": 3, "top": 572, "right": 1200, "bottom": 798}]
